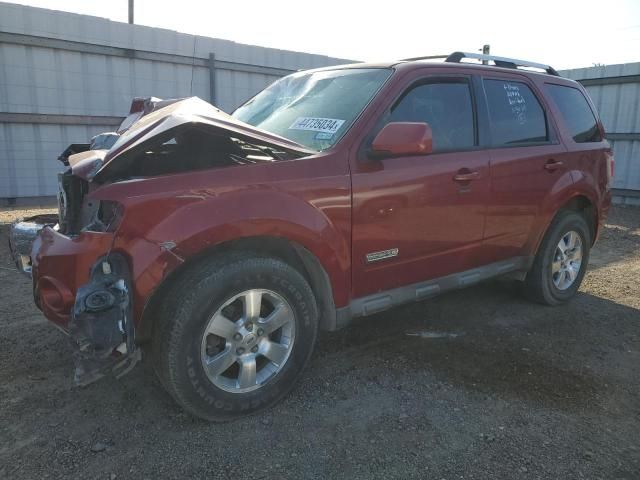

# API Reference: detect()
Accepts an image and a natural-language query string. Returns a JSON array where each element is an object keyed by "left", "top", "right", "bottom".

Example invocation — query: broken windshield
[{"left": 231, "top": 68, "right": 392, "bottom": 151}]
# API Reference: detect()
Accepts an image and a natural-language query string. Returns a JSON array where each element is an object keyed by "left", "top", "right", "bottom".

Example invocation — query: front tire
[
  {"left": 152, "top": 254, "right": 318, "bottom": 421},
  {"left": 523, "top": 211, "right": 591, "bottom": 305}
]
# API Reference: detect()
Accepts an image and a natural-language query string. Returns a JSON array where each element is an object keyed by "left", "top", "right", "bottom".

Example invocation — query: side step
[{"left": 350, "top": 257, "right": 531, "bottom": 318}]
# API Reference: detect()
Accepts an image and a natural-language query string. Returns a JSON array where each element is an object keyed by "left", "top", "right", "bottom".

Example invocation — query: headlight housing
[
  {"left": 83, "top": 200, "right": 124, "bottom": 233},
  {"left": 98, "top": 200, "right": 124, "bottom": 232}
]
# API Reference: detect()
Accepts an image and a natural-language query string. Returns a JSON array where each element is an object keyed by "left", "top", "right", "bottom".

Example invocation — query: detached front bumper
[
  {"left": 8, "top": 218, "right": 140, "bottom": 384},
  {"left": 8, "top": 214, "right": 58, "bottom": 276}
]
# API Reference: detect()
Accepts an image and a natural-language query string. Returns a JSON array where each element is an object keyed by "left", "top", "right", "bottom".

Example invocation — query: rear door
[
  {"left": 350, "top": 72, "right": 490, "bottom": 298},
  {"left": 480, "top": 74, "right": 570, "bottom": 263},
  {"left": 543, "top": 82, "right": 610, "bottom": 200}
]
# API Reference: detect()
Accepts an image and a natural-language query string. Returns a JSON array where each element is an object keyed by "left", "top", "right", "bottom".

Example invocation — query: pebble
[
  {"left": 91, "top": 442, "right": 108, "bottom": 453},
  {"left": 479, "top": 433, "right": 495, "bottom": 442}
]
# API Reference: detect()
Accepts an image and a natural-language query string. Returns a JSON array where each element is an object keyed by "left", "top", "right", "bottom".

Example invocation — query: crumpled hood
[
  {"left": 94, "top": 97, "right": 314, "bottom": 181},
  {"left": 68, "top": 149, "right": 108, "bottom": 181}
]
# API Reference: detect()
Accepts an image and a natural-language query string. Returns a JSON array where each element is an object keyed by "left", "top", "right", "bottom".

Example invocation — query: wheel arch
[
  {"left": 136, "top": 235, "right": 340, "bottom": 343},
  {"left": 531, "top": 193, "right": 598, "bottom": 262},
  {"left": 559, "top": 194, "right": 597, "bottom": 244}
]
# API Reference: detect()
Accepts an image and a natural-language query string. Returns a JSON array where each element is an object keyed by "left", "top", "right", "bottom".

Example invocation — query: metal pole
[
  {"left": 482, "top": 44, "right": 490, "bottom": 64},
  {"left": 209, "top": 53, "right": 217, "bottom": 104},
  {"left": 128, "top": 0, "right": 134, "bottom": 24}
]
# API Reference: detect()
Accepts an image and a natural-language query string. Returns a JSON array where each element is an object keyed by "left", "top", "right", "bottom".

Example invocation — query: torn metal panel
[
  {"left": 70, "top": 253, "right": 139, "bottom": 385},
  {"left": 68, "top": 149, "right": 108, "bottom": 181},
  {"left": 95, "top": 97, "right": 313, "bottom": 182}
]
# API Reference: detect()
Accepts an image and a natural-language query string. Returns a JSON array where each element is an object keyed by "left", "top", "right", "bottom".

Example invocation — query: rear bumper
[{"left": 9, "top": 218, "right": 139, "bottom": 383}]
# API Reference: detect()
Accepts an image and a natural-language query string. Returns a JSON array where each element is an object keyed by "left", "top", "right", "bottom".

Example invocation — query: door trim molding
[{"left": 334, "top": 256, "right": 532, "bottom": 329}]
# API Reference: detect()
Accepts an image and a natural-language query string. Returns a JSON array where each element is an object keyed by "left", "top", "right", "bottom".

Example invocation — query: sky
[{"left": 4, "top": 0, "right": 640, "bottom": 69}]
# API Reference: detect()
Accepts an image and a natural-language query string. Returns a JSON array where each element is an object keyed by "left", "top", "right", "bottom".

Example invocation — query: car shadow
[{"left": 316, "top": 280, "right": 639, "bottom": 413}]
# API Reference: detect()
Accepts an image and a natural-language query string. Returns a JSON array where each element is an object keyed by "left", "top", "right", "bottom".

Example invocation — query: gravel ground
[{"left": 1, "top": 206, "right": 639, "bottom": 479}]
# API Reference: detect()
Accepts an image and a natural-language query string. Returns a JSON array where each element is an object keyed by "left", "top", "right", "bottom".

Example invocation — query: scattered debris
[{"left": 405, "top": 331, "right": 464, "bottom": 339}]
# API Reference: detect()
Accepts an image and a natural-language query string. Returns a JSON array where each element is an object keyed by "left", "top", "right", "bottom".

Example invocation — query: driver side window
[{"left": 389, "top": 80, "right": 476, "bottom": 153}]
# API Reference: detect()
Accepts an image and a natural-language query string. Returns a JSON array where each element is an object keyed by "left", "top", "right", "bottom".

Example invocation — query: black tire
[
  {"left": 523, "top": 210, "right": 591, "bottom": 305},
  {"left": 152, "top": 254, "right": 318, "bottom": 421}
]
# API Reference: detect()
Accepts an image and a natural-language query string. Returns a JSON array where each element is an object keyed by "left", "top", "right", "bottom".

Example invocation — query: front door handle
[
  {"left": 544, "top": 159, "right": 563, "bottom": 172},
  {"left": 453, "top": 170, "right": 481, "bottom": 182}
]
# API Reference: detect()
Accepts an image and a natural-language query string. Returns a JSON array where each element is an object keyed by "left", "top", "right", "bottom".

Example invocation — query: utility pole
[
  {"left": 128, "top": 0, "right": 134, "bottom": 24},
  {"left": 481, "top": 44, "right": 490, "bottom": 64}
]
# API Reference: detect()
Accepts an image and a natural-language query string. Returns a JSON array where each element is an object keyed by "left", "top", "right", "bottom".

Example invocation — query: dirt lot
[{"left": 1, "top": 206, "right": 639, "bottom": 480}]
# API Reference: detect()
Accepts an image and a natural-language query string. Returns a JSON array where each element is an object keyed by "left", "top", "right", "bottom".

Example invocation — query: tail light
[{"left": 605, "top": 150, "right": 615, "bottom": 189}]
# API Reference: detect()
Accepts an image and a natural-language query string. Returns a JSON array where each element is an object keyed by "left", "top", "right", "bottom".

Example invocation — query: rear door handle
[
  {"left": 453, "top": 170, "right": 480, "bottom": 182},
  {"left": 544, "top": 159, "right": 563, "bottom": 172}
]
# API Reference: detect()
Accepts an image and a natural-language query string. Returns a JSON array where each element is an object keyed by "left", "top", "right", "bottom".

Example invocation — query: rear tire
[
  {"left": 523, "top": 211, "right": 591, "bottom": 305},
  {"left": 152, "top": 254, "right": 318, "bottom": 421}
]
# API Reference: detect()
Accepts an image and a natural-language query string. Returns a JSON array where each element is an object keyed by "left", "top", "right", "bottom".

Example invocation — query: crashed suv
[{"left": 10, "top": 52, "right": 612, "bottom": 421}]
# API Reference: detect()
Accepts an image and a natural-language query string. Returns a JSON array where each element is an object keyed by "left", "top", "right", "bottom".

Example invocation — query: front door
[{"left": 350, "top": 74, "right": 490, "bottom": 298}]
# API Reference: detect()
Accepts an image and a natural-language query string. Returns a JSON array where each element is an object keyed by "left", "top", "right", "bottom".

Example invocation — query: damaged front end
[
  {"left": 9, "top": 217, "right": 140, "bottom": 384},
  {"left": 9, "top": 95, "right": 312, "bottom": 387},
  {"left": 12, "top": 219, "right": 141, "bottom": 385},
  {"left": 8, "top": 214, "right": 58, "bottom": 275},
  {"left": 70, "top": 254, "right": 140, "bottom": 385}
]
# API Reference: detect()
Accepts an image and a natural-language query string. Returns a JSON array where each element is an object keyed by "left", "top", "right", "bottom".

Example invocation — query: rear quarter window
[
  {"left": 484, "top": 79, "right": 548, "bottom": 146},
  {"left": 545, "top": 84, "right": 602, "bottom": 143}
]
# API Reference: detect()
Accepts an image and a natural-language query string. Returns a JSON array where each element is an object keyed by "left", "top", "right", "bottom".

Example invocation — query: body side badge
[{"left": 366, "top": 248, "right": 399, "bottom": 264}]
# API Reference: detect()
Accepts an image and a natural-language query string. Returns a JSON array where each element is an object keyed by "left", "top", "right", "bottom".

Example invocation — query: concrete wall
[{"left": 0, "top": 2, "right": 351, "bottom": 201}]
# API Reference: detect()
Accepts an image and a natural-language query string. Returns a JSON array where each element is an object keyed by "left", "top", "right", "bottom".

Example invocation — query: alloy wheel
[
  {"left": 200, "top": 289, "right": 296, "bottom": 393},
  {"left": 551, "top": 230, "right": 583, "bottom": 290}
]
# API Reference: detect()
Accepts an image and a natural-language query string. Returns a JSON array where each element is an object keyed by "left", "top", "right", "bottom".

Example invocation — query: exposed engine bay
[
  {"left": 10, "top": 95, "right": 312, "bottom": 385},
  {"left": 57, "top": 96, "right": 310, "bottom": 236}
]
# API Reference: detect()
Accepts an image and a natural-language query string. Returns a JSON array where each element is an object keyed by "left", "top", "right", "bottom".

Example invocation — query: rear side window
[
  {"left": 484, "top": 79, "right": 548, "bottom": 146},
  {"left": 545, "top": 84, "right": 601, "bottom": 143},
  {"left": 389, "top": 81, "right": 475, "bottom": 152}
]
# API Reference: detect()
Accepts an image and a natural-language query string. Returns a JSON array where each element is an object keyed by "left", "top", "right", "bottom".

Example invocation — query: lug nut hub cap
[{"left": 200, "top": 289, "right": 296, "bottom": 393}]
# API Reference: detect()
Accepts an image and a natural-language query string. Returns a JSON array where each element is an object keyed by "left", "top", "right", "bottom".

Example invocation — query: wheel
[
  {"left": 523, "top": 211, "right": 591, "bottom": 305},
  {"left": 152, "top": 254, "right": 318, "bottom": 421}
]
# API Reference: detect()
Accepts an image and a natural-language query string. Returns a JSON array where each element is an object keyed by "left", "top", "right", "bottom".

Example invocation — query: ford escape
[{"left": 9, "top": 52, "right": 612, "bottom": 421}]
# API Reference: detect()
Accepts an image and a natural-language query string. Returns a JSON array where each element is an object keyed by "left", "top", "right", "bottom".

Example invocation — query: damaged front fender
[{"left": 70, "top": 253, "right": 140, "bottom": 385}]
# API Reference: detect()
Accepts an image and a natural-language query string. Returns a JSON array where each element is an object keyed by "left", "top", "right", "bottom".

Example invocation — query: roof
[{"left": 302, "top": 53, "right": 573, "bottom": 82}]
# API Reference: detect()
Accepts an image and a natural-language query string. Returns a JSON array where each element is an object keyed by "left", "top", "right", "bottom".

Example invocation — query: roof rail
[
  {"left": 445, "top": 51, "right": 559, "bottom": 76},
  {"left": 400, "top": 54, "right": 449, "bottom": 62}
]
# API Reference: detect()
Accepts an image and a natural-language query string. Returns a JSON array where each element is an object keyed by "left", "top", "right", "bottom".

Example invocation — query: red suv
[{"left": 10, "top": 52, "right": 612, "bottom": 420}]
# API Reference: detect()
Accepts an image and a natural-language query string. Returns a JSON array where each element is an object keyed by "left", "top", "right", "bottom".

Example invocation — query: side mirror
[{"left": 370, "top": 122, "right": 433, "bottom": 158}]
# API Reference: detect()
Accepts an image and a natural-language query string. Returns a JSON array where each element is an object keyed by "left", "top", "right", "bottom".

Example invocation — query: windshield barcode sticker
[
  {"left": 315, "top": 132, "right": 334, "bottom": 140},
  {"left": 289, "top": 117, "right": 345, "bottom": 134}
]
